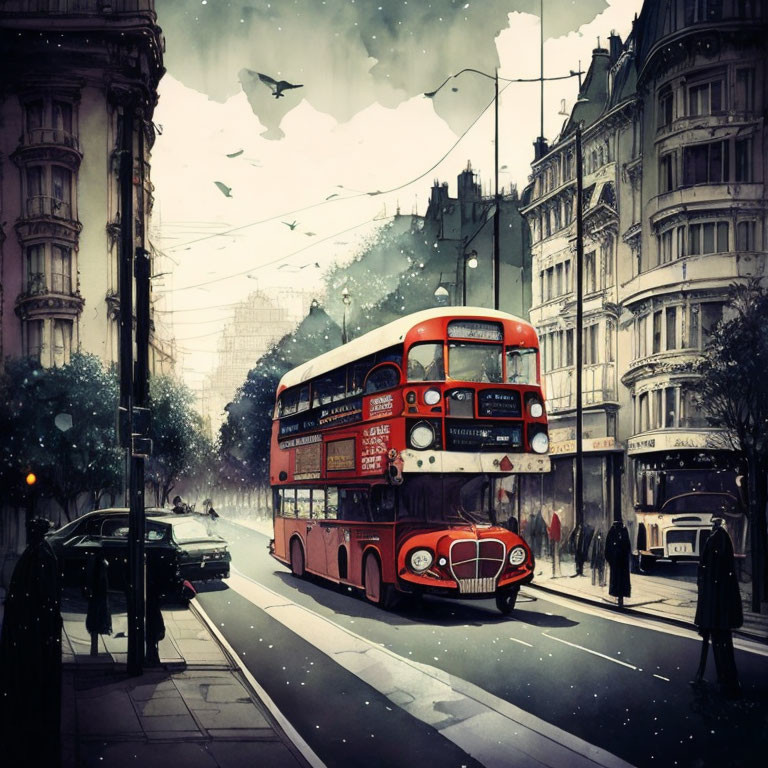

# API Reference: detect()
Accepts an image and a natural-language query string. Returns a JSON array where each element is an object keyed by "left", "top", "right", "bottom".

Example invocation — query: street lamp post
[
  {"left": 341, "top": 285, "right": 351, "bottom": 344},
  {"left": 462, "top": 250, "right": 479, "bottom": 306},
  {"left": 574, "top": 123, "right": 584, "bottom": 531},
  {"left": 425, "top": 67, "right": 581, "bottom": 314}
]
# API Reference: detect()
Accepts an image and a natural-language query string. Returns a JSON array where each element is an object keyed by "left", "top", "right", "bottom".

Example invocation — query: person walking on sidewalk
[
  {"left": 0, "top": 518, "right": 62, "bottom": 767},
  {"left": 84, "top": 550, "right": 112, "bottom": 656},
  {"left": 605, "top": 520, "right": 631, "bottom": 609},
  {"left": 692, "top": 517, "right": 743, "bottom": 698},
  {"left": 549, "top": 509, "right": 562, "bottom": 577}
]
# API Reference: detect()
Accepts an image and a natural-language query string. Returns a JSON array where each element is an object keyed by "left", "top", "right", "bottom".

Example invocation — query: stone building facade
[
  {"left": 522, "top": 0, "right": 766, "bottom": 558},
  {"left": 0, "top": 0, "right": 173, "bottom": 372}
]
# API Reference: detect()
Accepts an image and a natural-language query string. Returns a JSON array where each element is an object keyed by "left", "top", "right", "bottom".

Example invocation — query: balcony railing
[
  {"left": 0, "top": 1, "right": 153, "bottom": 13},
  {"left": 545, "top": 363, "right": 617, "bottom": 413},
  {"left": 23, "top": 128, "right": 80, "bottom": 151},
  {"left": 24, "top": 195, "right": 73, "bottom": 220}
]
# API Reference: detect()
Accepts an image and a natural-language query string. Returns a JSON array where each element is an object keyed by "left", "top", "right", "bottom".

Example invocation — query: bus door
[
  {"left": 298, "top": 489, "right": 326, "bottom": 574},
  {"left": 321, "top": 488, "right": 343, "bottom": 580}
]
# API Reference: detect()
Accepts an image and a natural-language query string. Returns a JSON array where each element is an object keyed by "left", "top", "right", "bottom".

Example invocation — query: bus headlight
[
  {"left": 530, "top": 431, "right": 549, "bottom": 454},
  {"left": 410, "top": 421, "right": 435, "bottom": 450},
  {"left": 409, "top": 549, "right": 434, "bottom": 572},
  {"left": 508, "top": 546, "right": 527, "bottom": 566},
  {"left": 423, "top": 388, "right": 441, "bottom": 405},
  {"left": 529, "top": 401, "right": 543, "bottom": 418}
]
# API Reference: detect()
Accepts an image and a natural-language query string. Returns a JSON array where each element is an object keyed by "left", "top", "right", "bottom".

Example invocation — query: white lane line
[
  {"left": 653, "top": 674, "right": 670, "bottom": 682},
  {"left": 227, "top": 570, "right": 635, "bottom": 768},
  {"left": 541, "top": 633, "right": 638, "bottom": 670},
  {"left": 509, "top": 637, "right": 534, "bottom": 647},
  {"left": 191, "top": 600, "right": 327, "bottom": 768}
]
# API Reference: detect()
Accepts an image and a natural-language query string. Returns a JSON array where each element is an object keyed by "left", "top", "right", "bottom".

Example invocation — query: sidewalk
[
  {"left": 527, "top": 559, "right": 768, "bottom": 643},
  {"left": 59, "top": 589, "right": 318, "bottom": 768}
]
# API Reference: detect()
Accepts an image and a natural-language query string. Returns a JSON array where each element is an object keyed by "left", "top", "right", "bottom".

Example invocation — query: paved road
[{"left": 196, "top": 520, "right": 768, "bottom": 768}]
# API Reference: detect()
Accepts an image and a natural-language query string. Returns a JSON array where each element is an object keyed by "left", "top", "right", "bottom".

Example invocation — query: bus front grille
[
  {"left": 457, "top": 577, "right": 497, "bottom": 594},
  {"left": 449, "top": 539, "right": 505, "bottom": 588}
]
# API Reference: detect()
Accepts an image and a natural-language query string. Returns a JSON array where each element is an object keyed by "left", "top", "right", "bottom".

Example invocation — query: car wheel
[
  {"left": 363, "top": 553, "right": 397, "bottom": 610},
  {"left": 290, "top": 538, "right": 305, "bottom": 578},
  {"left": 496, "top": 586, "right": 520, "bottom": 615}
]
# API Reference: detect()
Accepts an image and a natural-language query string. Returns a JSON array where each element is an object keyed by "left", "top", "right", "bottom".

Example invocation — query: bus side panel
[{"left": 345, "top": 525, "right": 397, "bottom": 589}]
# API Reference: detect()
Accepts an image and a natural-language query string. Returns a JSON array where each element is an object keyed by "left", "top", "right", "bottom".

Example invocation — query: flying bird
[
  {"left": 282, "top": 220, "right": 298, "bottom": 230},
  {"left": 304, "top": 231, "right": 317, "bottom": 237},
  {"left": 325, "top": 193, "right": 339, "bottom": 200},
  {"left": 257, "top": 72, "right": 304, "bottom": 98},
  {"left": 214, "top": 181, "right": 233, "bottom": 197},
  {"left": 226, "top": 149, "right": 244, "bottom": 158}
]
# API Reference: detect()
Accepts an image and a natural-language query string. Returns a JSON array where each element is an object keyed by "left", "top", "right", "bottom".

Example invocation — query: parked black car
[{"left": 47, "top": 508, "right": 231, "bottom": 592}]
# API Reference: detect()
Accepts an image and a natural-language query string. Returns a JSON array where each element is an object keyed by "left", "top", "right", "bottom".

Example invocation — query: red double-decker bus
[{"left": 269, "top": 307, "right": 550, "bottom": 613}]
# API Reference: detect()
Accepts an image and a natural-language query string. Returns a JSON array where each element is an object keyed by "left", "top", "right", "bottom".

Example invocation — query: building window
[
  {"left": 27, "top": 320, "right": 44, "bottom": 363},
  {"left": 681, "top": 388, "right": 708, "bottom": 428},
  {"left": 25, "top": 245, "right": 46, "bottom": 294},
  {"left": 689, "top": 221, "right": 728, "bottom": 255},
  {"left": 736, "top": 220, "right": 756, "bottom": 251},
  {"left": 638, "top": 392, "right": 649, "bottom": 433},
  {"left": 564, "top": 260, "right": 572, "bottom": 294},
  {"left": 51, "top": 246, "right": 72, "bottom": 294},
  {"left": 606, "top": 320, "right": 615, "bottom": 362},
  {"left": 665, "top": 387, "right": 677, "bottom": 428},
  {"left": 546, "top": 267, "right": 553, "bottom": 301},
  {"left": 563, "top": 329, "right": 572, "bottom": 366},
  {"left": 683, "top": 141, "right": 728, "bottom": 185},
  {"left": 659, "top": 153, "right": 675, "bottom": 192},
  {"left": 603, "top": 236, "right": 614, "bottom": 287},
  {"left": 688, "top": 302, "right": 723, "bottom": 348},
  {"left": 676, "top": 226, "right": 686, "bottom": 259},
  {"left": 53, "top": 319, "right": 73, "bottom": 367},
  {"left": 636, "top": 315, "right": 648, "bottom": 359},
  {"left": 652, "top": 311, "right": 663, "bottom": 354},
  {"left": 583, "top": 323, "right": 598, "bottom": 365},
  {"left": 584, "top": 250, "right": 597, "bottom": 293},
  {"left": 51, "top": 166, "right": 72, "bottom": 213},
  {"left": 52, "top": 101, "right": 73, "bottom": 134},
  {"left": 653, "top": 390, "right": 663, "bottom": 430},
  {"left": 658, "top": 86, "right": 674, "bottom": 128},
  {"left": 666, "top": 306, "right": 678, "bottom": 350},
  {"left": 688, "top": 78, "right": 723, "bottom": 116},
  {"left": 735, "top": 138, "right": 753, "bottom": 182},
  {"left": 554, "top": 263, "right": 562, "bottom": 296},
  {"left": 25, "top": 100, "right": 44, "bottom": 132},
  {"left": 684, "top": 0, "right": 722, "bottom": 25},
  {"left": 735, "top": 68, "right": 755, "bottom": 111},
  {"left": 658, "top": 229, "right": 674, "bottom": 264}
]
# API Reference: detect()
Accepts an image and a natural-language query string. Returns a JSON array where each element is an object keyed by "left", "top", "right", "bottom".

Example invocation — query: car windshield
[
  {"left": 397, "top": 473, "right": 515, "bottom": 526},
  {"left": 171, "top": 519, "right": 212, "bottom": 543}
]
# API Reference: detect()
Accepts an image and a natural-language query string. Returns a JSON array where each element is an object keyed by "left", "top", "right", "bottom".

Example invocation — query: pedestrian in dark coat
[
  {"left": 692, "top": 518, "right": 742, "bottom": 697},
  {"left": 590, "top": 528, "right": 606, "bottom": 587},
  {"left": 570, "top": 523, "right": 594, "bottom": 576},
  {"left": 549, "top": 511, "right": 562, "bottom": 576},
  {"left": 0, "top": 518, "right": 62, "bottom": 767},
  {"left": 84, "top": 550, "right": 112, "bottom": 656},
  {"left": 605, "top": 520, "right": 631, "bottom": 607}
]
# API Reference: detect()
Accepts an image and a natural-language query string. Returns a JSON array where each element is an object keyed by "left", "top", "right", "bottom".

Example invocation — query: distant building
[
  {"left": 522, "top": 0, "right": 766, "bottom": 549},
  {"left": 201, "top": 288, "right": 313, "bottom": 434},
  {"left": 0, "top": 0, "right": 173, "bottom": 372}
]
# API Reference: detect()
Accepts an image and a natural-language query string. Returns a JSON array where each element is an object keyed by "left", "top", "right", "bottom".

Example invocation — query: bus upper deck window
[
  {"left": 364, "top": 364, "right": 400, "bottom": 394},
  {"left": 506, "top": 348, "right": 537, "bottom": 384},
  {"left": 407, "top": 342, "right": 444, "bottom": 381},
  {"left": 448, "top": 342, "right": 502, "bottom": 383}
]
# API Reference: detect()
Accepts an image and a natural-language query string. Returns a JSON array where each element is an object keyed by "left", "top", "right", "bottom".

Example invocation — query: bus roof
[{"left": 278, "top": 306, "right": 533, "bottom": 392}]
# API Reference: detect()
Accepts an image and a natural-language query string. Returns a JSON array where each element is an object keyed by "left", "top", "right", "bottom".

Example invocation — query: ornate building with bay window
[
  {"left": 523, "top": 0, "right": 767, "bottom": 556},
  {"left": 0, "top": 0, "right": 173, "bottom": 372}
]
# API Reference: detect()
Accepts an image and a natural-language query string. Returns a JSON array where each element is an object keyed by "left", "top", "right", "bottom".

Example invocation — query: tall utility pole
[
  {"left": 493, "top": 69, "right": 500, "bottom": 311},
  {"left": 574, "top": 124, "right": 584, "bottom": 531},
  {"left": 119, "top": 102, "right": 145, "bottom": 677}
]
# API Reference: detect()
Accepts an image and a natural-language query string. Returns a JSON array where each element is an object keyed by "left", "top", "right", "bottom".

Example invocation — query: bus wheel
[
  {"left": 290, "top": 538, "right": 305, "bottom": 578},
  {"left": 364, "top": 554, "right": 397, "bottom": 610},
  {"left": 495, "top": 586, "right": 519, "bottom": 615}
]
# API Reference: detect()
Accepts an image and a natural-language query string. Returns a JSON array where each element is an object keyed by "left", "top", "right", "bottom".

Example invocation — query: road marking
[
  {"left": 508, "top": 637, "right": 534, "bottom": 647},
  {"left": 192, "top": 600, "right": 327, "bottom": 768},
  {"left": 541, "top": 633, "right": 638, "bottom": 670},
  {"left": 223, "top": 569, "right": 635, "bottom": 768},
  {"left": 652, "top": 674, "right": 670, "bottom": 682}
]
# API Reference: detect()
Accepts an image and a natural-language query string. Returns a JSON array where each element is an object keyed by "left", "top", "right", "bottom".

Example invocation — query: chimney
[
  {"left": 608, "top": 32, "right": 623, "bottom": 64},
  {"left": 533, "top": 136, "right": 549, "bottom": 161}
]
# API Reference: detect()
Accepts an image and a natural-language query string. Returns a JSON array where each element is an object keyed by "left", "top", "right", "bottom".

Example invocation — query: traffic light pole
[{"left": 119, "top": 104, "right": 145, "bottom": 676}]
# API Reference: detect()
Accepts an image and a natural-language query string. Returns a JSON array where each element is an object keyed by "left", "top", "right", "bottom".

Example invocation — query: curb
[
  {"left": 188, "top": 598, "right": 325, "bottom": 768},
  {"left": 527, "top": 582, "right": 768, "bottom": 646}
]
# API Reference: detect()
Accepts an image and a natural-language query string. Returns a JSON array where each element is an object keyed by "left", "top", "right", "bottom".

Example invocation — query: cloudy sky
[{"left": 150, "top": 0, "right": 644, "bottom": 391}]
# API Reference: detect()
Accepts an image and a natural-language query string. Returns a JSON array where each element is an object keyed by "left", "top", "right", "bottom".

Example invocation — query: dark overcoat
[
  {"left": 694, "top": 525, "right": 743, "bottom": 631},
  {"left": 84, "top": 553, "right": 112, "bottom": 636},
  {"left": 605, "top": 523, "right": 632, "bottom": 597}
]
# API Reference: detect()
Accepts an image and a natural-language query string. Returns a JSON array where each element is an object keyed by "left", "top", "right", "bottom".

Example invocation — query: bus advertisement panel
[{"left": 268, "top": 308, "right": 550, "bottom": 614}]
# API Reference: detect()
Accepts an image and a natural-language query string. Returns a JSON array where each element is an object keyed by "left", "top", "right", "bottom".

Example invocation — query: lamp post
[
  {"left": 574, "top": 123, "right": 585, "bottom": 531},
  {"left": 461, "top": 250, "right": 479, "bottom": 306},
  {"left": 425, "top": 67, "right": 581, "bottom": 313},
  {"left": 341, "top": 285, "right": 351, "bottom": 344}
]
